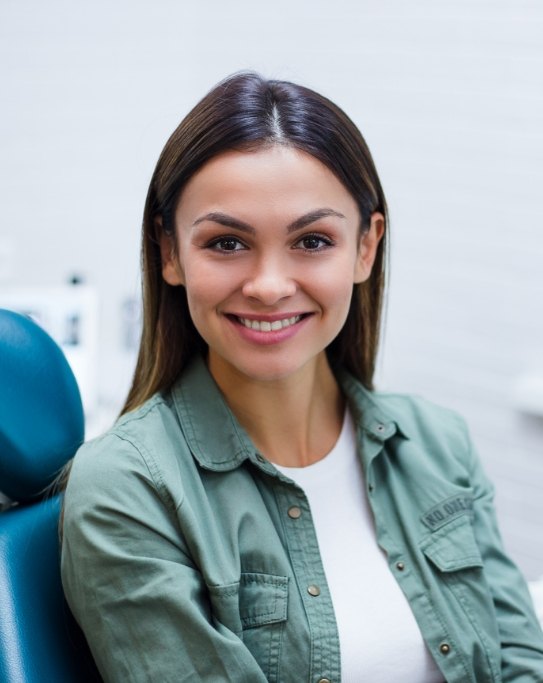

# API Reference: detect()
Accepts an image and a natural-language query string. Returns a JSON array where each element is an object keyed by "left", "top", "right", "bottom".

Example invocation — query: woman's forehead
[{"left": 175, "top": 146, "right": 359, "bottom": 224}]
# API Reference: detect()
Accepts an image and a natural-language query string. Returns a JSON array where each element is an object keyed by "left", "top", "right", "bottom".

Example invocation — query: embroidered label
[{"left": 421, "top": 495, "right": 474, "bottom": 530}]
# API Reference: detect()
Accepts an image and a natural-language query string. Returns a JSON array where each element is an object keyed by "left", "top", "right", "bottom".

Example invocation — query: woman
[{"left": 61, "top": 72, "right": 543, "bottom": 682}]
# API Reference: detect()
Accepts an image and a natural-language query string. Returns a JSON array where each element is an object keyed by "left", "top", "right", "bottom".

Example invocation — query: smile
[{"left": 236, "top": 315, "right": 302, "bottom": 332}]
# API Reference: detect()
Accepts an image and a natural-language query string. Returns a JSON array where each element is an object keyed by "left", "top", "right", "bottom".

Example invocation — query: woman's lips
[
  {"left": 236, "top": 314, "right": 301, "bottom": 332},
  {"left": 224, "top": 312, "right": 312, "bottom": 344}
]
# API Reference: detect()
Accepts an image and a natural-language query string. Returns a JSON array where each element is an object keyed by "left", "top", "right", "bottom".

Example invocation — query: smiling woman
[
  {"left": 159, "top": 146, "right": 382, "bottom": 398},
  {"left": 60, "top": 72, "right": 543, "bottom": 682}
]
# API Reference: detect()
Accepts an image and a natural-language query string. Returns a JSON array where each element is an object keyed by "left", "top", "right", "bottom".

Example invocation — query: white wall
[{"left": 1, "top": 0, "right": 542, "bottom": 577}]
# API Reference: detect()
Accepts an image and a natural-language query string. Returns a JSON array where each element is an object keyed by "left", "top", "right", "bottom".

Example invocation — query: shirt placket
[
  {"left": 364, "top": 432, "right": 470, "bottom": 683},
  {"left": 271, "top": 468, "right": 342, "bottom": 683}
]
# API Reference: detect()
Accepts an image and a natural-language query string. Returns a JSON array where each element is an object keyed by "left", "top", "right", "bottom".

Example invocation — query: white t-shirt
[{"left": 275, "top": 410, "right": 444, "bottom": 683}]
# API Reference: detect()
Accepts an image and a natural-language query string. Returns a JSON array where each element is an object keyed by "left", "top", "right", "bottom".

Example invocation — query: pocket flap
[
  {"left": 239, "top": 572, "right": 288, "bottom": 628},
  {"left": 420, "top": 516, "right": 484, "bottom": 572}
]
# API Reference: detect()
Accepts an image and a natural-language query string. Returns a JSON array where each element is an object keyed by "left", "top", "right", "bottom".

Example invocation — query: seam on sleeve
[{"left": 108, "top": 431, "right": 185, "bottom": 515}]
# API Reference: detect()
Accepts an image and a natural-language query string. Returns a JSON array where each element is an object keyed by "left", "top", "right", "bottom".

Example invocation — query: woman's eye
[
  {"left": 208, "top": 237, "right": 246, "bottom": 252},
  {"left": 295, "top": 234, "right": 333, "bottom": 251}
]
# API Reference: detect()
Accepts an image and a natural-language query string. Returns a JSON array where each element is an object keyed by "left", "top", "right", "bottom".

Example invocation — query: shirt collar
[
  {"left": 336, "top": 368, "right": 409, "bottom": 442},
  {"left": 170, "top": 355, "right": 407, "bottom": 472},
  {"left": 171, "top": 355, "right": 256, "bottom": 471}
]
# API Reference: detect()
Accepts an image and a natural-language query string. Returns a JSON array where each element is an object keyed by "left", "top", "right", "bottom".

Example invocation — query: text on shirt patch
[{"left": 421, "top": 495, "right": 474, "bottom": 530}]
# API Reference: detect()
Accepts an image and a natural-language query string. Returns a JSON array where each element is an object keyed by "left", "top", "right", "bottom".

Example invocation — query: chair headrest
[{"left": 0, "top": 309, "right": 84, "bottom": 502}]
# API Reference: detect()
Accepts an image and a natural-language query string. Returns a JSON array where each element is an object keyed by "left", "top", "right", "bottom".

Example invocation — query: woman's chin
[{"left": 208, "top": 351, "right": 326, "bottom": 387}]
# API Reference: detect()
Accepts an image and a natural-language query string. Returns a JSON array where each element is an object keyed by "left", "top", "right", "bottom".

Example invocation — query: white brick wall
[{"left": 369, "top": 1, "right": 543, "bottom": 579}]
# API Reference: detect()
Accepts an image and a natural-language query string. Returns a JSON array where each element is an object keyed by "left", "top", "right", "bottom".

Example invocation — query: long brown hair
[{"left": 122, "top": 71, "right": 388, "bottom": 414}]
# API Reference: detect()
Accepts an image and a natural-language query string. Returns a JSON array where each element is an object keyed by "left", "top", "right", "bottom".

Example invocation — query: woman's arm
[
  {"left": 61, "top": 433, "right": 267, "bottom": 683},
  {"left": 463, "top": 423, "right": 543, "bottom": 681}
]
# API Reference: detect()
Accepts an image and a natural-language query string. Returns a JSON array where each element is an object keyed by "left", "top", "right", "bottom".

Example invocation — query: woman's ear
[
  {"left": 157, "top": 218, "right": 185, "bottom": 287},
  {"left": 354, "top": 212, "right": 385, "bottom": 283}
]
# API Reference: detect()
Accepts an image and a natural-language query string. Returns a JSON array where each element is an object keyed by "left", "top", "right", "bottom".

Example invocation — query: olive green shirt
[{"left": 61, "top": 356, "right": 543, "bottom": 682}]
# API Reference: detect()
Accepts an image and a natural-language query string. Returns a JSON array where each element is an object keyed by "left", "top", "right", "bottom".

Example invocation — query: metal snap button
[
  {"left": 396, "top": 561, "right": 405, "bottom": 571},
  {"left": 288, "top": 506, "right": 302, "bottom": 519},
  {"left": 307, "top": 585, "right": 321, "bottom": 597},
  {"left": 439, "top": 643, "right": 451, "bottom": 655}
]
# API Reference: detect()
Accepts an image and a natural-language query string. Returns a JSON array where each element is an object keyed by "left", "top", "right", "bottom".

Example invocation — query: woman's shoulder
[
  {"left": 77, "top": 392, "right": 173, "bottom": 456},
  {"left": 66, "top": 390, "right": 190, "bottom": 506},
  {"left": 344, "top": 384, "right": 488, "bottom": 490},
  {"left": 341, "top": 373, "right": 474, "bottom": 469},
  {"left": 342, "top": 372, "right": 468, "bottom": 441},
  {"left": 373, "top": 390, "right": 467, "bottom": 436},
  {"left": 370, "top": 389, "right": 482, "bottom": 474}
]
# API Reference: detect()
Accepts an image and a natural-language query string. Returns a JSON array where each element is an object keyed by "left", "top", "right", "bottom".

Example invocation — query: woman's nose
[{"left": 241, "top": 256, "right": 297, "bottom": 305}]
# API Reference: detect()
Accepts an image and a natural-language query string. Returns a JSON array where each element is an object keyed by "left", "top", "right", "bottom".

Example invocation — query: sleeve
[
  {"left": 60, "top": 433, "right": 268, "bottom": 683},
  {"left": 462, "top": 421, "right": 543, "bottom": 682}
]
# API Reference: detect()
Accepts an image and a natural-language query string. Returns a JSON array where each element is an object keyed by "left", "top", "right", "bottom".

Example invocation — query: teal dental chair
[{"left": 0, "top": 309, "right": 101, "bottom": 682}]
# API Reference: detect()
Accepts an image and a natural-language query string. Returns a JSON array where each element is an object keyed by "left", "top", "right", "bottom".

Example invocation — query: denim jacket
[{"left": 61, "top": 356, "right": 543, "bottom": 682}]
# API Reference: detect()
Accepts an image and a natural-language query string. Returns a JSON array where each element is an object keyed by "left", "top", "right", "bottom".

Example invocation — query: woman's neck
[{"left": 207, "top": 353, "right": 344, "bottom": 467}]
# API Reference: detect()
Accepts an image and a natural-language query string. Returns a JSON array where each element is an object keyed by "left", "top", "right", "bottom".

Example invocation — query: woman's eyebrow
[
  {"left": 192, "top": 212, "right": 255, "bottom": 234},
  {"left": 192, "top": 208, "right": 345, "bottom": 234},
  {"left": 286, "top": 208, "right": 346, "bottom": 233}
]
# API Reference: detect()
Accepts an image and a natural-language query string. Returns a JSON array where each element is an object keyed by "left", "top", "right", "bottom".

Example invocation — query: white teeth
[{"left": 238, "top": 315, "right": 302, "bottom": 332}]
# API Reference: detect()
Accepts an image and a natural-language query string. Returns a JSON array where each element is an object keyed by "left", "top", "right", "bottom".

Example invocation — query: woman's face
[{"left": 161, "top": 145, "right": 383, "bottom": 385}]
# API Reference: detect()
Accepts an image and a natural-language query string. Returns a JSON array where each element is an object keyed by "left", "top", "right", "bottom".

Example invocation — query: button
[
  {"left": 288, "top": 506, "right": 302, "bottom": 519},
  {"left": 376, "top": 424, "right": 385, "bottom": 432},
  {"left": 307, "top": 585, "right": 321, "bottom": 597},
  {"left": 396, "top": 561, "right": 405, "bottom": 571},
  {"left": 439, "top": 643, "right": 451, "bottom": 655},
  {"left": 368, "top": 484, "right": 374, "bottom": 492},
  {"left": 317, "top": 679, "right": 332, "bottom": 683},
  {"left": 255, "top": 454, "right": 266, "bottom": 464}
]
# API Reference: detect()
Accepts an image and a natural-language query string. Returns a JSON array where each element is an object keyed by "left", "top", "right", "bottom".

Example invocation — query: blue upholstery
[
  {"left": 0, "top": 309, "right": 101, "bottom": 682},
  {"left": 0, "top": 309, "right": 84, "bottom": 501}
]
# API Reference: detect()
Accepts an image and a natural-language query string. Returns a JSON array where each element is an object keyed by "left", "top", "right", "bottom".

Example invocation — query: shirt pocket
[
  {"left": 420, "top": 515, "right": 483, "bottom": 572},
  {"left": 209, "top": 572, "right": 288, "bottom": 683},
  {"left": 419, "top": 515, "right": 501, "bottom": 681},
  {"left": 239, "top": 572, "right": 289, "bottom": 628},
  {"left": 239, "top": 572, "right": 289, "bottom": 683}
]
